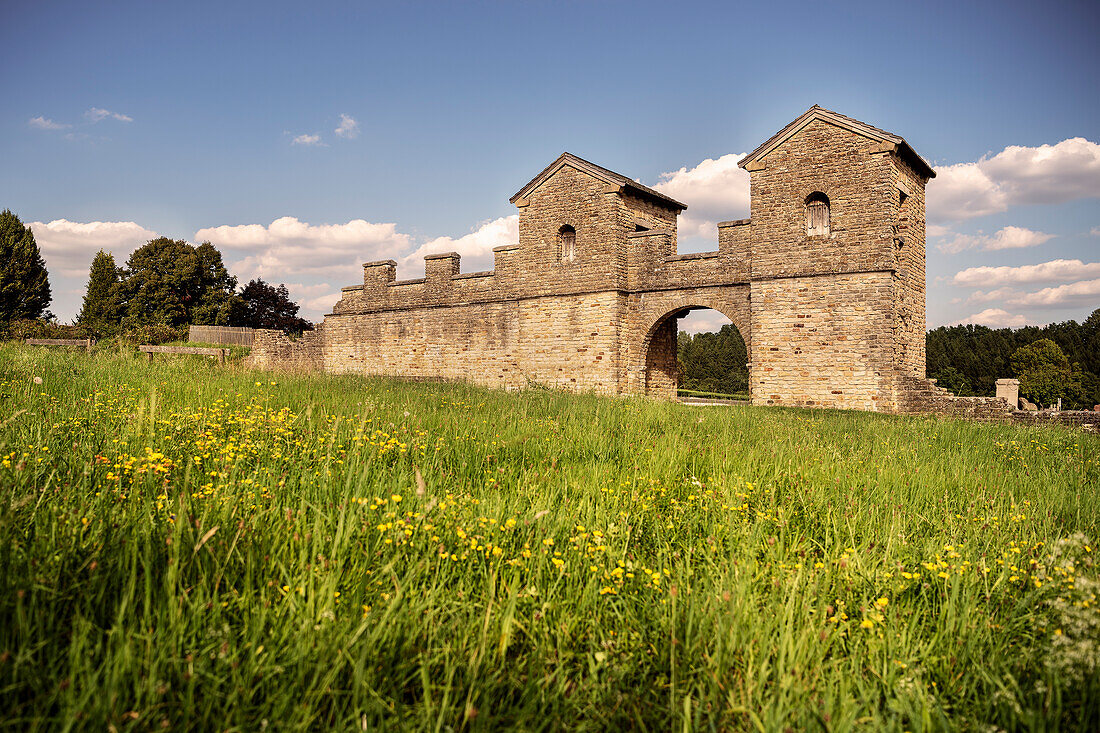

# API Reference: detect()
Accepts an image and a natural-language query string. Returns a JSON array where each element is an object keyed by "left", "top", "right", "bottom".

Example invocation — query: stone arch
[{"left": 636, "top": 299, "right": 751, "bottom": 399}]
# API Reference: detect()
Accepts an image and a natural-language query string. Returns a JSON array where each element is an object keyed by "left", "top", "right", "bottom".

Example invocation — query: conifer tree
[
  {"left": 0, "top": 209, "right": 52, "bottom": 325},
  {"left": 76, "top": 250, "right": 122, "bottom": 337}
]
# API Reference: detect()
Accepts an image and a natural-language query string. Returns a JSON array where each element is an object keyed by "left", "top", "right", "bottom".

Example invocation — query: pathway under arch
[{"left": 624, "top": 286, "right": 751, "bottom": 399}]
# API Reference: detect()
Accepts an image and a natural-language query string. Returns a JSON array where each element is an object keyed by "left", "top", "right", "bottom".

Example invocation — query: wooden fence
[{"left": 188, "top": 325, "right": 256, "bottom": 346}]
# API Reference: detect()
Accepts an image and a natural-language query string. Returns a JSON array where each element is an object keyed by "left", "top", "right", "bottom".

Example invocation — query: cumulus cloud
[
  {"left": 27, "top": 219, "right": 160, "bottom": 323},
  {"left": 400, "top": 216, "right": 518, "bottom": 274},
  {"left": 198, "top": 216, "right": 413, "bottom": 281},
  {"left": 651, "top": 153, "right": 750, "bottom": 240},
  {"left": 953, "top": 308, "right": 1031, "bottom": 328},
  {"left": 963, "top": 287, "right": 1017, "bottom": 304},
  {"left": 951, "top": 259, "right": 1100, "bottom": 287},
  {"left": 85, "top": 107, "right": 132, "bottom": 123},
  {"left": 334, "top": 114, "right": 360, "bottom": 139},
  {"left": 29, "top": 219, "right": 159, "bottom": 278},
  {"left": 678, "top": 309, "right": 733, "bottom": 335},
  {"left": 28, "top": 116, "right": 70, "bottom": 130},
  {"left": 1005, "top": 278, "right": 1100, "bottom": 308},
  {"left": 280, "top": 283, "right": 341, "bottom": 319},
  {"left": 1091, "top": 226, "right": 1100, "bottom": 236},
  {"left": 928, "top": 137, "right": 1100, "bottom": 222},
  {"left": 292, "top": 134, "right": 324, "bottom": 147},
  {"left": 937, "top": 225, "right": 1054, "bottom": 254}
]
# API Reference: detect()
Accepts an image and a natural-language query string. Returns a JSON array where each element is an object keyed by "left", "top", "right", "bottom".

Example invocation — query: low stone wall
[
  {"left": 243, "top": 329, "right": 324, "bottom": 371},
  {"left": 1012, "top": 410, "right": 1100, "bottom": 430},
  {"left": 898, "top": 375, "right": 1014, "bottom": 420}
]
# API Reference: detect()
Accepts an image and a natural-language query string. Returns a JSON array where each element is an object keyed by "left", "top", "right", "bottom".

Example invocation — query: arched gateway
[{"left": 247, "top": 106, "right": 941, "bottom": 414}]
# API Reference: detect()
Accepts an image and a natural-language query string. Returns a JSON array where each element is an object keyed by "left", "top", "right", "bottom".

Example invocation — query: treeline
[
  {"left": 927, "top": 310, "right": 1100, "bottom": 407},
  {"left": 677, "top": 324, "right": 748, "bottom": 395},
  {"left": 676, "top": 311, "right": 1100, "bottom": 408},
  {"left": 0, "top": 209, "right": 311, "bottom": 341}
]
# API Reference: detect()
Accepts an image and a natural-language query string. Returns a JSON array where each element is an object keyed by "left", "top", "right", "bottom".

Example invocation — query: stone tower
[{"left": 737, "top": 106, "right": 935, "bottom": 411}]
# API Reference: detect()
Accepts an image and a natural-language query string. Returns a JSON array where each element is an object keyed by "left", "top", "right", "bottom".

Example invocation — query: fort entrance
[
  {"left": 643, "top": 307, "right": 749, "bottom": 398},
  {"left": 247, "top": 106, "right": 941, "bottom": 414}
]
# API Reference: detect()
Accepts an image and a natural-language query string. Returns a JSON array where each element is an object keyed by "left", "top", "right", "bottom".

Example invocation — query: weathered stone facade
[{"left": 246, "top": 106, "right": 969, "bottom": 414}]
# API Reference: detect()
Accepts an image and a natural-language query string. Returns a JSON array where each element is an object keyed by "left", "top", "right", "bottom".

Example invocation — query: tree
[
  {"left": 925, "top": 312, "right": 1100, "bottom": 406},
  {"left": 191, "top": 242, "right": 245, "bottom": 325},
  {"left": 118, "top": 238, "right": 242, "bottom": 327},
  {"left": 677, "top": 322, "right": 748, "bottom": 395},
  {"left": 1010, "top": 339, "right": 1082, "bottom": 408},
  {"left": 0, "top": 209, "right": 51, "bottom": 325},
  {"left": 930, "top": 365, "right": 971, "bottom": 396},
  {"left": 238, "top": 279, "right": 312, "bottom": 333},
  {"left": 76, "top": 250, "right": 122, "bottom": 337}
]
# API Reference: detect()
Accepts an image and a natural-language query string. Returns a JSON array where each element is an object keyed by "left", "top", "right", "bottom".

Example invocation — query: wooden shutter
[{"left": 807, "top": 201, "right": 829, "bottom": 236}]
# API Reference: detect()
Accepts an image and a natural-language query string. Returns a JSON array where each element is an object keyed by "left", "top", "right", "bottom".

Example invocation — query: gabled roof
[
  {"left": 737, "top": 105, "right": 936, "bottom": 179},
  {"left": 510, "top": 152, "right": 687, "bottom": 211}
]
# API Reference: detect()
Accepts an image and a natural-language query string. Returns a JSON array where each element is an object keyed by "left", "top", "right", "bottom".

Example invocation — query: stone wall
[
  {"left": 246, "top": 329, "right": 324, "bottom": 372},
  {"left": 247, "top": 108, "right": 954, "bottom": 415},
  {"left": 749, "top": 272, "right": 897, "bottom": 411},
  {"left": 320, "top": 292, "right": 624, "bottom": 392}
]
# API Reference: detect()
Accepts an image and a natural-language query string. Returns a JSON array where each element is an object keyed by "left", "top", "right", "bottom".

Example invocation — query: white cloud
[
  {"left": 1006, "top": 278, "right": 1100, "bottom": 308},
  {"left": 85, "top": 107, "right": 132, "bottom": 123},
  {"left": 937, "top": 225, "right": 1054, "bottom": 254},
  {"left": 1091, "top": 226, "right": 1100, "bottom": 236},
  {"left": 928, "top": 137, "right": 1100, "bottom": 222},
  {"left": 278, "top": 283, "right": 341, "bottom": 320},
  {"left": 292, "top": 134, "right": 324, "bottom": 147},
  {"left": 334, "top": 114, "right": 360, "bottom": 139},
  {"left": 198, "top": 216, "right": 413, "bottom": 281},
  {"left": 952, "top": 259, "right": 1100, "bottom": 287},
  {"left": 27, "top": 219, "right": 159, "bottom": 323},
  {"left": 678, "top": 309, "right": 733, "bottom": 335},
  {"left": 401, "top": 216, "right": 518, "bottom": 274},
  {"left": 953, "top": 308, "right": 1031, "bottom": 328},
  {"left": 29, "top": 219, "right": 158, "bottom": 278},
  {"left": 28, "top": 116, "right": 70, "bottom": 130},
  {"left": 651, "top": 153, "right": 750, "bottom": 240},
  {"left": 964, "top": 287, "right": 1018, "bottom": 304}
]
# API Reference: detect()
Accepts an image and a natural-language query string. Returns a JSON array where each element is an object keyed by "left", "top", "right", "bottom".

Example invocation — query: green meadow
[{"left": 0, "top": 344, "right": 1097, "bottom": 730}]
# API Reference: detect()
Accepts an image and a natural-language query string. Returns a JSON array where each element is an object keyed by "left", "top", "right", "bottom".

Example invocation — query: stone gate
[{"left": 247, "top": 106, "right": 946, "bottom": 413}]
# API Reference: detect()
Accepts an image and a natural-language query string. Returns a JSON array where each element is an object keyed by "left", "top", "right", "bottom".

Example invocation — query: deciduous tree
[
  {"left": 1010, "top": 338, "right": 1082, "bottom": 408},
  {"left": 118, "top": 238, "right": 242, "bottom": 327},
  {"left": 238, "top": 279, "right": 312, "bottom": 334}
]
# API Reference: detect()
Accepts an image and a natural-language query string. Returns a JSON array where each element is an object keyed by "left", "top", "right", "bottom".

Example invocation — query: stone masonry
[{"left": 247, "top": 105, "right": 981, "bottom": 414}]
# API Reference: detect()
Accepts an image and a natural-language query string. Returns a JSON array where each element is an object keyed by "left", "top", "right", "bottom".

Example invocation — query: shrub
[
  {"left": 5, "top": 319, "right": 82, "bottom": 341},
  {"left": 119, "top": 324, "right": 187, "bottom": 346}
]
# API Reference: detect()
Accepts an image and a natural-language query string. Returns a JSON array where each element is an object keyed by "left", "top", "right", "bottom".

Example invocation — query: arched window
[
  {"left": 559, "top": 225, "right": 576, "bottom": 262},
  {"left": 805, "top": 192, "right": 830, "bottom": 236}
]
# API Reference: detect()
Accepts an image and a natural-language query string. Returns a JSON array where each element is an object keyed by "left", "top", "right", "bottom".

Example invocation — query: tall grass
[{"left": 0, "top": 343, "right": 1097, "bottom": 730}]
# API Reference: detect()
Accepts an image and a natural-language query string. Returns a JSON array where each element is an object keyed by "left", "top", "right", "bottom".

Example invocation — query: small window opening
[
  {"left": 805, "top": 192, "right": 830, "bottom": 236},
  {"left": 635, "top": 223, "right": 649, "bottom": 232},
  {"left": 559, "top": 225, "right": 576, "bottom": 263}
]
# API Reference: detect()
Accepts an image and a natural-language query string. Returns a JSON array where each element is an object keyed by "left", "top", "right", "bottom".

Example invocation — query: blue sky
[{"left": 2, "top": 0, "right": 1098, "bottom": 331}]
